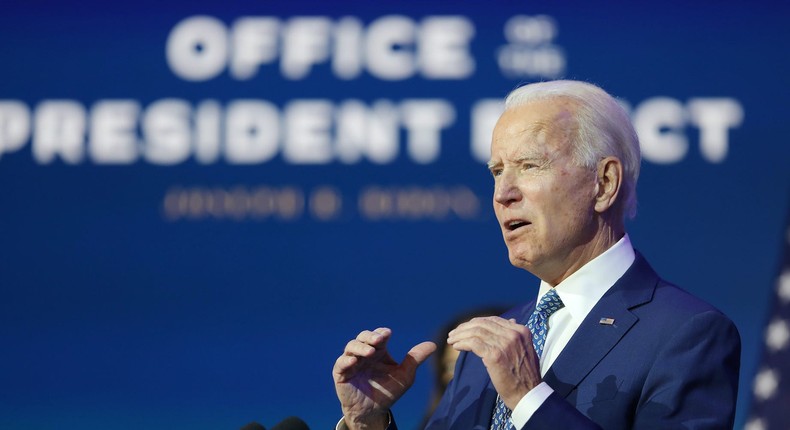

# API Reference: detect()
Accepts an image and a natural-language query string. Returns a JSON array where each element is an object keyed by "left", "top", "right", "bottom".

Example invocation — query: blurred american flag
[{"left": 745, "top": 206, "right": 790, "bottom": 430}]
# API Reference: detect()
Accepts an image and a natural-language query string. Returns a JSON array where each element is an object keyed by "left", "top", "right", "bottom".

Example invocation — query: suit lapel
[{"left": 543, "top": 253, "right": 658, "bottom": 398}]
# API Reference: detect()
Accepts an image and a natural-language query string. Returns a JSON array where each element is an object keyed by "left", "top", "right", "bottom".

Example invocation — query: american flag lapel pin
[{"left": 599, "top": 317, "right": 615, "bottom": 325}]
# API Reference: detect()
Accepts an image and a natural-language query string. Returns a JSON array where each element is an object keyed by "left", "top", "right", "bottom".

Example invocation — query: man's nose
[{"left": 494, "top": 172, "right": 521, "bottom": 206}]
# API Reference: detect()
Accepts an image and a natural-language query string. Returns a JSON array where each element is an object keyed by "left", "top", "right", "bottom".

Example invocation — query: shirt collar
[{"left": 537, "top": 234, "right": 636, "bottom": 321}]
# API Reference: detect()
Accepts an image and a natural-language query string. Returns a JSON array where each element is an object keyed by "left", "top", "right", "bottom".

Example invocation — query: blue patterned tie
[{"left": 490, "top": 288, "right": 564, "bottom": 430}]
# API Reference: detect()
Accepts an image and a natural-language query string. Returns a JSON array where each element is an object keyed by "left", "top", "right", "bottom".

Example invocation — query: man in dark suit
[{"left": 332, "top": 80, "right": 740, "bottom": 430}]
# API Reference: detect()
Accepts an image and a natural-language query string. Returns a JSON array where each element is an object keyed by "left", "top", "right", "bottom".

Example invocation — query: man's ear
[{"left": 594, "top": 156, "right": 623, "bottom": 214}]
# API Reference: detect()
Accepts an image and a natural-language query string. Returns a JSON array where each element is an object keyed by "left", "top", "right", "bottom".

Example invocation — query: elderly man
[{"left": 332, "top": 80, "right": 740, "bottom": 430}]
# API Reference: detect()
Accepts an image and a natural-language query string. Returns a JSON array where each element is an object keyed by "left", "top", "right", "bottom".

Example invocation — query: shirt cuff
[
  {"left": 335, "top": 410, "right": 393, "bottom": 430},
  {"left": 510, "top": 382, "right": 554, "bottom": 429}
]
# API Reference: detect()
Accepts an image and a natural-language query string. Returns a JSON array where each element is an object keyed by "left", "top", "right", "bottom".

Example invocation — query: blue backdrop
[{"left": 1, "top": 0, "right": 789, "bottom": 429}]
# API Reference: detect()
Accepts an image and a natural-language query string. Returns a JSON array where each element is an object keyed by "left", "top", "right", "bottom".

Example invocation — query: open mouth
[{"left": 505, "top": 220, "right": 530, "bottom": 231}]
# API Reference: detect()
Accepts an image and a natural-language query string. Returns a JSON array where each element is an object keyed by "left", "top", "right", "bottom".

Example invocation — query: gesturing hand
[
  {"left": 447, "top": 316, "right": 541, "bottom": 409},
  {"left": 333, "top": 327, "right": 436, "bottom": 430}
]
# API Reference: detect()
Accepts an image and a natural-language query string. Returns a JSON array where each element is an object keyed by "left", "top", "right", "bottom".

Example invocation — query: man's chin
[{"left": 507, "top": 250, "right": 535, "bottom": 271}]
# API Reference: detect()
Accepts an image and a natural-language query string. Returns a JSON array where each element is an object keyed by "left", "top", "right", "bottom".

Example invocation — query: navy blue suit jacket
[{"left": 422, "top": 253, "right": 741, "bottom": 430}]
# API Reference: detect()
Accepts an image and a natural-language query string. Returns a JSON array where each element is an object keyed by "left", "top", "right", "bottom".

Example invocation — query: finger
[
  {"left": 344, "top": 339, "right": 377, "bottom": 357},
  {"left": 448, "top": 318, "right": 530, "bottom": 360},
  {"left": 449, "top": 316, "right": 528, "bottom": 343},
  {"left": 332, "top": 354, "right": 359, "bottom": 382},
  {"left": 408, "top": 341, "right": 437, "bottom": 365},
  {"left": 486, "top": 316, "right": 527, "bottom": 331},
  {"left": 447, "top": 318, "right": 501, "bottom": 344},
  {"left": 450, "top": 316, "right": 507, "bottom": 333},
  {"left": 449, "top": 336, "right": 493, "bottom": 358},
  {"left": 341, "top": 328, "right": 391, "bottom": 357},
  {"left": 356, "top": 327, "right": 392, "bottom": 348},
  {"left": 401, "top": 341, "right": 437, "bottom": 378},
  {"left": 485, "top": 317, "right": 532, "bottom": 338}
]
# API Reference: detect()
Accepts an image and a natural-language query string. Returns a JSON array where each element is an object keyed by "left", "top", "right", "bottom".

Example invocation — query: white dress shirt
[{"left": 510, "top": 234, "right": 635, "bottom": 428}]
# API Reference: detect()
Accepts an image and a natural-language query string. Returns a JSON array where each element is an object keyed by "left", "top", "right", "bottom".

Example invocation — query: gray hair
[{"left": 505, "top": 80, "right": 641, "bottom": 219}]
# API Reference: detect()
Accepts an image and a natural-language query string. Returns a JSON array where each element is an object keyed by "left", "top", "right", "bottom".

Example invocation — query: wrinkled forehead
[{"left": 491, "top": 99, "right": 578, "bottom": 157}]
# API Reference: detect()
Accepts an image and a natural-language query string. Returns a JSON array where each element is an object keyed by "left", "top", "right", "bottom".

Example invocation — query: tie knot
[{"left": 536, "top": 288, "right": 564, "bottom": 318}]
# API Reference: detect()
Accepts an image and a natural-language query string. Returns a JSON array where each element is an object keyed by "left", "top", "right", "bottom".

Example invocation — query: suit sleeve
[
  {"left": 423, "top": 350, "right": 471, "bottom": 429},
  {"left": 523, "top": 391, "right": 604, "bottom": 430},
  {"left": 523, "top": 309, "right": 740, "bottom": 430},
  {"left": 633, "top": 310, "right": 740, "bottom": 429}
]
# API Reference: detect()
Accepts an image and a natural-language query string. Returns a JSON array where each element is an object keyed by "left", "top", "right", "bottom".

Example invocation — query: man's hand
[
  {"left": 447, "top": 317, "right": 541, "bottom": 409},
  {"left": 333, "top": 327, "right": 436, "bottom": 430}
]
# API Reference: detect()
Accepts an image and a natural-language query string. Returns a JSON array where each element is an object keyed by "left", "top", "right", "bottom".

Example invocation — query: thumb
[{"left": 401, "top": 341, "right": 437, "bottom": 376}]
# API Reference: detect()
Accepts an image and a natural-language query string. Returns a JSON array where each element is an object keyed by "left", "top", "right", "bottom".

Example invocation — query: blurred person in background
[{"left": 418, "top": 306, "right": 510, "bottom": 430}]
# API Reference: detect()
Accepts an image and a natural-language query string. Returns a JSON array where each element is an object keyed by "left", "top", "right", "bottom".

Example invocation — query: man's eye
[{"left": 491, "top": 169, "right": 502, "bottom": 177}]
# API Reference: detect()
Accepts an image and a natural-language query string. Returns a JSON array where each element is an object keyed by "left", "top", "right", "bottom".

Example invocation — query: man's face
[{"left": 488, "top": 99, "right": 599, "bottom": 284}]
